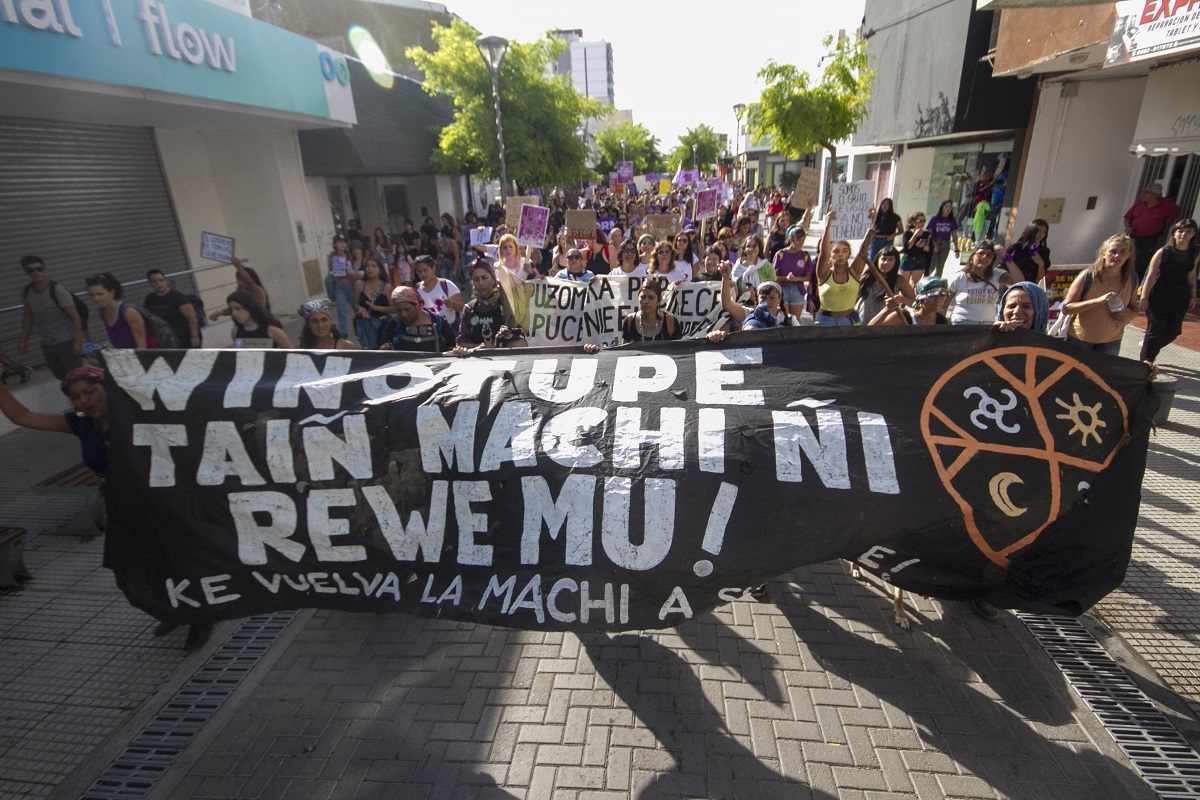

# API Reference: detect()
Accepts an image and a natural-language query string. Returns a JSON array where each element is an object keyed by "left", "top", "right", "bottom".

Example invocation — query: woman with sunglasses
[
  {"left": 900, "top": 211, "right": 932, "bottom": 285},
  {"left": 612, "top": 240, "right": 647, "bottom": 277},
  {"left": 946, "top": 240, "right": 1009, "bottom": 325},
  {"left": 650, "top": 241, "right": 690, "bottom": 283}
]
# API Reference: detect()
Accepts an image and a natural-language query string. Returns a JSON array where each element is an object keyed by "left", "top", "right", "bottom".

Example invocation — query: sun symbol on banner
[
  {"left": 1054, "top": 393, "right": 1107, "bottom": 446},
  {"left": 920, "top": 347, "right": 1129, "bottom": 568}
]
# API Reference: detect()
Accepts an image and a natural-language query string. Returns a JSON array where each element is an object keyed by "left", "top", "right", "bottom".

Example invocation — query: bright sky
[{"left": 441, "top": 0, "right": 866, "bottom": 150}]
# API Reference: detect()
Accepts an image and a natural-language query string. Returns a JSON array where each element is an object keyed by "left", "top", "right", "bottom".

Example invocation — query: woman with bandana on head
[
  {"left": 298, "top": 299, "right": 358, "bottom": 350},
  {"left": 0, "top": 367, "right": 215, "bottom": 649},
  {"left": 994, "top": 281, "right": 1050, "bottom": 333},
  {"left": 869, "top": 276, "right": 951, "bottom": 326}
]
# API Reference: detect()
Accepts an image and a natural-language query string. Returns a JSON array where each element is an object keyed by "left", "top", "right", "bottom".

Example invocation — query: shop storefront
[{"left": 0, "top": 0, "right": 355, "bottom": 351}]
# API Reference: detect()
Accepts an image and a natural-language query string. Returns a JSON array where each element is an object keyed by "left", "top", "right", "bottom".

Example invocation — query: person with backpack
[
  {"left": 17, "top": 255, "right": 85, "bottom": 379},
  {"left": 144, "top": 269, "right": 201, "bottom": 348},
  {"left": 85, "top": 273, "right": 155, "bottom": 348}
]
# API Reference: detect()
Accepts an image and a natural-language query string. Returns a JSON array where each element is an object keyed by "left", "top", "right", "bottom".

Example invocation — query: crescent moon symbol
[{"left": 989, "top": 472, "right": 1027, "bottom": 517}]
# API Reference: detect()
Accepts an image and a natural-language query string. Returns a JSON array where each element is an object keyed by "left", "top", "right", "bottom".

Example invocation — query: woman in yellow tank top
[{"left": 815, "top": 213, "right": 871, "bottom": 326}]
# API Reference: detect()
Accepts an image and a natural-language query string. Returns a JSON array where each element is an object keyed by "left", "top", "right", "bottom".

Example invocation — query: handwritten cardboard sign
[
  {"left": 516, "top": 205, "right": 550, "bottom": 248},
  {"left": 644, "top": 214, "right": 680, "bottom": 242},
  {"left": 505, "top": 195, "right": 539, "bottom": 228},
  {"left": 829, "top": 180, "right": 877, "bottom": 242},
  {"left": 200, "top": 232, "right": 235, "bottom": 263},
  {"left": 565, "top": 210, "right": 597, "bottom": 240},
  {"left": 794, "top": 167, "right": 821, "bottom": 207}
]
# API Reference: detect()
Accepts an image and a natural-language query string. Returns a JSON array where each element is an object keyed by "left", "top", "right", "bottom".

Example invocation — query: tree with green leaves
[
  {"left": 745, "top": 34, "right": 874, "bottom": 177},
  {"left": 668, "top": 125, "right": 723, "bottom": 172},
  {"left": 407, "top": 19, "right": 604, "bottom": 190},
  {"left": 593, "top": 121, "right": 665, "bottom": 177}
]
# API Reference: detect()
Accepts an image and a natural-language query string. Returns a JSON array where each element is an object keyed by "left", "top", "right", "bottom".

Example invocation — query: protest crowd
[{"left": 1, "top": 170, "right": 1193, "bottom": 641}]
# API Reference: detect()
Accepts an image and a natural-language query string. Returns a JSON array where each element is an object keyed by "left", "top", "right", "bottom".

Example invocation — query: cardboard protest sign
[
  {"left": 201, "top": 232, "right": 235, "bottom": 263},
  {"left": 565, "top": 210, "right": 597, "bottom": 240},
  {"left": 644, "top": 214, "right": 680, "bottom": 242},
  {"left": 500, "top": 274, "right": 727, "bottom": 347},
  {"left": 695, "top": 189, "right": 719, "bottom": 220},
  {"left": 101, "top": 332, "right": 1154, "bottom": 630},
  {"left": 794, "top": 167, "right": 821, "bottom": 207},
  {"left": 515, "top": 205, "right": 549, "bottom": 249},
  {"left": 505, "top": 196, "right": 539, "bottom": 228},
  {"left": 829, "top": 180, "right": 876, "bottom": 242},
  {"left": 617, "top": 161, "right": 633, "bottom": 184}
]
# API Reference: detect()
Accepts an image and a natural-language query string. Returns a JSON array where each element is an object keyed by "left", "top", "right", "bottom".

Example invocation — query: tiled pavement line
[
  {"left": 146, "top": 565, "right": 1159, "bottom": 800},
  {"left": 1096, "top": 327, "right": 1200, "bottom": 727}
]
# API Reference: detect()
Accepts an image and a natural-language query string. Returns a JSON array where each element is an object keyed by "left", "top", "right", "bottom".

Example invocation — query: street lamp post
[
  {"left": 620, "top": 138, "right": 627, "bottom": 164},
  {"left": 733, "top": 103, "right": 746, "bottom": 186},
  {"left": 476, "top": 34, "right": 509, "bottom": 201},
  {"left": 691, "top": 143, "right": 697, "bottom": 169}
]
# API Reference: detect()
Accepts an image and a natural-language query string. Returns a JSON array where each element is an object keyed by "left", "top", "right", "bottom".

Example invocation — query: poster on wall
[{"left": 1106, "top": 0, "right": 1200, "bottom": 66}]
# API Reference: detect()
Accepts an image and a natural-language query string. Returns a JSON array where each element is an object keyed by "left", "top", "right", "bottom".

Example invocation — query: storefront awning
[{"left": 1130, "top": 58, "right": 1200, "bottom": 156}]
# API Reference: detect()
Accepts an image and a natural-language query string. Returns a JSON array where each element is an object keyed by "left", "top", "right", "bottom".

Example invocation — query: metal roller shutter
[{"left": 0, "top": 115, "right": 192, "bottom": 360}]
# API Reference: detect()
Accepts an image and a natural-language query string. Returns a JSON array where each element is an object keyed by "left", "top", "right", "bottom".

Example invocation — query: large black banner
[{"left": 102, "top": 327, "right": 1156, "bottom": 630}]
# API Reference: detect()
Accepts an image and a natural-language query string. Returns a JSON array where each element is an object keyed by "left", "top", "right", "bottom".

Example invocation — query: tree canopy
[
  {"left": 745, "top": 34, "right": 874, "bottom": 168},
  {"left": 667, "top": 125, "right": 723, "bottom": 171},
  {"left": 406, "top": 19, "right": 604, "bottom": 189},
  {"left": 593, "top": 121, "right": 665, "bottom": 177}
]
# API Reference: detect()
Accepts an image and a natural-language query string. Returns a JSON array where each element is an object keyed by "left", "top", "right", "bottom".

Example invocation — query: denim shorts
[
  {"left": 815, "top": 312, "right": 859, "bottom": 327},
  {"left": 780, "top": 282, "right": 805, "bottom": 305}
]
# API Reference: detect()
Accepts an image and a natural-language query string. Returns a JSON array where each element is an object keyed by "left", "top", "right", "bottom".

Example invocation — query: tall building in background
[{"left": 550, "top": 30, "right": 615, "bottom": 106}]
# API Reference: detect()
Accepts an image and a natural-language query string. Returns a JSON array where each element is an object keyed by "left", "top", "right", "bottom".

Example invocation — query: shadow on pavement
[
  {"left": 582, "top": 631, "right": 835, "bottom": 800},
  {"left": 779, "top": 590, "right": 1157, "bottom": 800}
]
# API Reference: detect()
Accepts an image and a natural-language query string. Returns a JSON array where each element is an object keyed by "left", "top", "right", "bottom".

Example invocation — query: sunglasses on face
[{"left": 568, "top": 254, "right": 584, "bottom": 261}]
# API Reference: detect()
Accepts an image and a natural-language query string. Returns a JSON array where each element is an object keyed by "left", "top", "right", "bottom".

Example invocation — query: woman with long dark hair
[
  {"left": 298, "top": 299, "right": 358, "bottom": 350},
  {"left": 1140, "top": 220, "right": 1200, "bottom": 363},
  {"left": 868, "top": 198, "right": 903, "bottom": 262},
  {"left": 225, "top": 290, "right": 291, "bottom": 348},
  {"left": 1004, "top": 218, "right": 1051, "bottom": 285},
  {"left": 926, "top": 200, "right": 960, "bottom": 278},
  {"left": 353, "top": 256, "right": 394, "bottom": 349},
  {"left": 855, "top": 245, "right": 913, "bottom": 325},
  {"left": 85, "top": 273, "right": 151, "bottom": 349}
]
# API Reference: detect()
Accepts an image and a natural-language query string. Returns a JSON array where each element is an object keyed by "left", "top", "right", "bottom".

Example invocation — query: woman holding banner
[
  {"left": 732, "top": 235, "right": 776, "bottom": 297},
  {"left": 856, "top": 246, "right": 913, "bottom": 325},
  {"left": 453, "top": 262, "right": 526, "bottom": 355},
  {"left": 580, "top": 278, "right": 682, "bottom": 350},
  {"left": 869, "top": 276, "right": 951, "bottom": 326},
  {"left": 0, "top": 367, "right": 215, "bottom": 650}
]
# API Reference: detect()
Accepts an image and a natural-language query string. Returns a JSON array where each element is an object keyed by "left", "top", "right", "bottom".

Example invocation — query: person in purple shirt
[
  {"left": 771, "top": 225, "right": 816, "bottom": 318},
  {"left": 926, "top": 200, "right": 960, "bottom": 278}
]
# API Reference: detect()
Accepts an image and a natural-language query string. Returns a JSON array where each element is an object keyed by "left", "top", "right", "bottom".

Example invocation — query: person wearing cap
[
  {"left": 771, "top": 225, "right": 815, "bottom": 319},
  {"left": 869, "top": 276, "right": 951, "bottom": 326},
  {"left": 709, "top": 261, "right": 806, "bottom": 339},
  {"left": 0, "top": 366, "right": 215, "bottom": 649},
  {"left": 1124, "top": 182, "right": 1180, "bottom": 283},
  {"left": 379, "top": 285, "right": 455, "bottom": 352}
]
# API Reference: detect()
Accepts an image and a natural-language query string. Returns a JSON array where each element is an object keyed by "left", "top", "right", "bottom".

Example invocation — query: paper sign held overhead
[
  {"left": 200, "top": 232, "right": 235, "bottom": 263},
  {"left": 794, "top": 167, "right": 821, "bottom": 208},
  {"left": 515, "top": 205, "right": 550, "bottom": 248},
  {"left": 828, "top": 180, "right": 877, "bottom": 242}
]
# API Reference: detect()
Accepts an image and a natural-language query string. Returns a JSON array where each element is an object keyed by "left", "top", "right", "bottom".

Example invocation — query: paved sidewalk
[{"left": 0, "top": 317, "right": 1197, "bottom": 799}]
